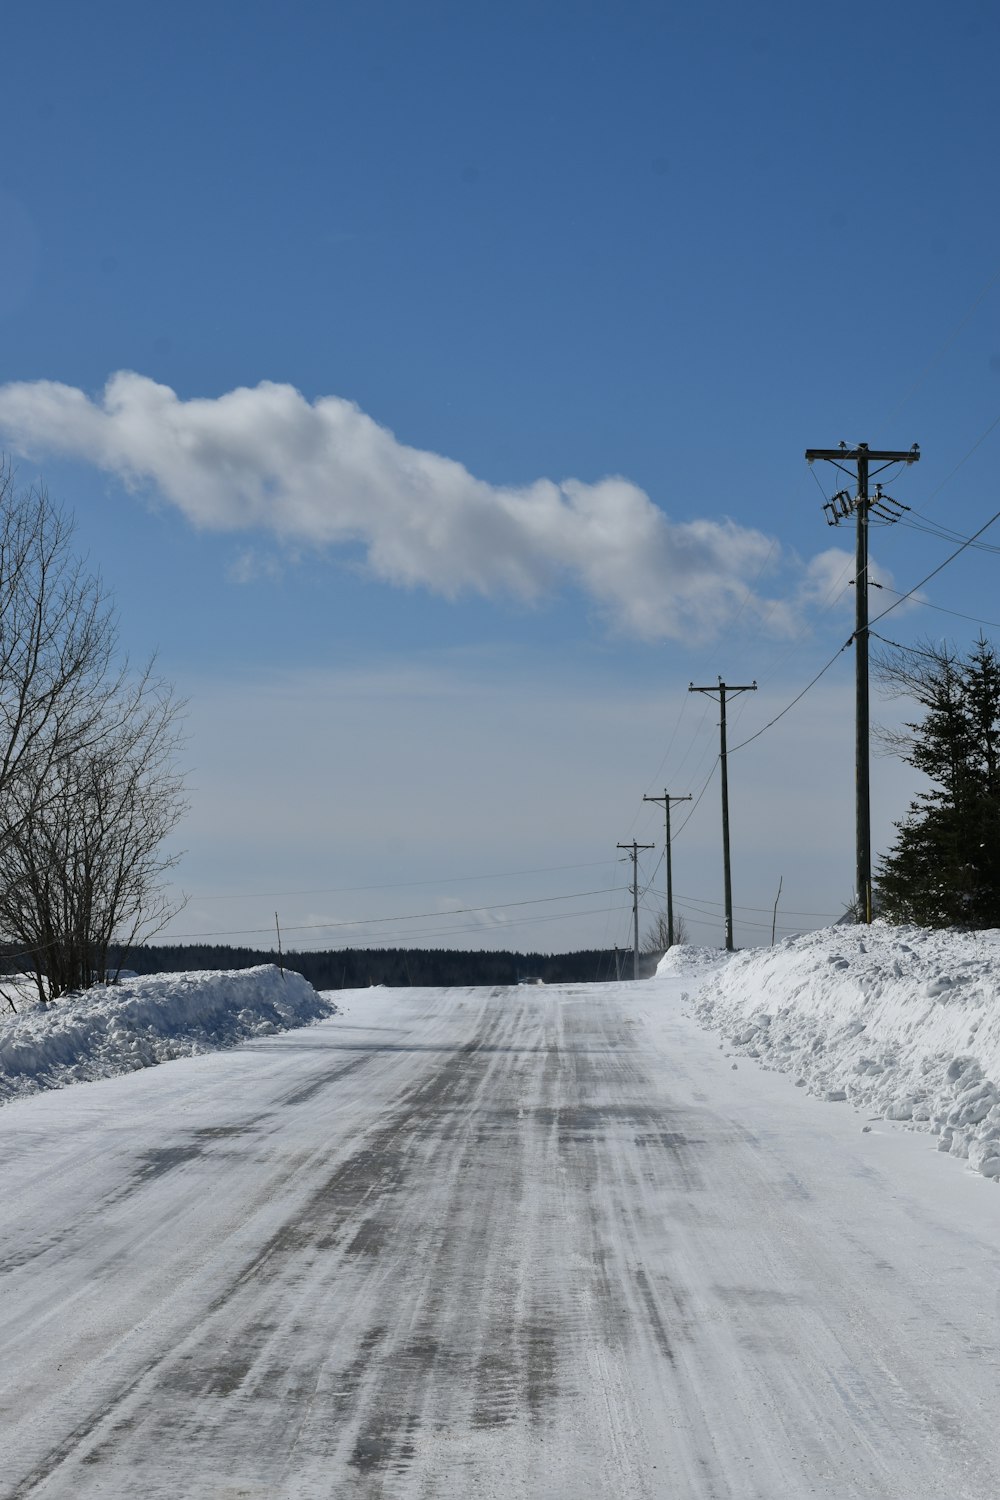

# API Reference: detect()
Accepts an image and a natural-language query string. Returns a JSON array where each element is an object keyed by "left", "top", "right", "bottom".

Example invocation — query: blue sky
[{"left": 0, "top": 0, "right": 998, "bottom": 954}]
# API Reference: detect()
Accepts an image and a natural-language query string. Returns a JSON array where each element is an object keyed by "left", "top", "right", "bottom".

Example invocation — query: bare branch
[{"left": 0, "top": 462, "right": 188, "bottom": 998}]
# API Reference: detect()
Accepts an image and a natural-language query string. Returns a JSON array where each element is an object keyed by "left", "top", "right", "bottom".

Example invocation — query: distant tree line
[{"left": 107, "top": 943, "right": 631, "bottom": 989}]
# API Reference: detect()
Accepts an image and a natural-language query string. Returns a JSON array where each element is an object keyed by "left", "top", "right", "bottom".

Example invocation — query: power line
[
  {"left": 727, "top": 485, "right": 1000, "bottom": 765},
  {"left": 874, "top": 586, "right": 1000, "bottom": 632},
  {"left": 727, "top": 646, "right": 848, "bottom": 755},
  {"left": 672, "top": 891, "right": 843, "bottom": 919},
  {"left": 628, "top": 418, "right": 1000, "bottom": 879},
  {"left": 668, "top": 698, "right": 713, "bottom": 783},
  {"left": 159, "top": 884, "right": 623, "bottom": 943},
  {"left": 715, "top": 506, "right": 1000, "bottom": 764},
  {"left": 662, "top": 893, "right": 814, "bottom": 938},
  {"left": 919, "top": 408, "right": 1000, "bottom": 509},
  {"left": 672, "top": 757, "right": 719, "bottom": 841},
  {"left": 185, "top": 858, "right": 615, "bottom": 903},
  {"left": 265, "top": 900, "right": 634, "bottom": 950},
  {"left": 869, "top": 630, "right": 953, "bottom": 662},
  {"left": 639, "top": 689, "right": 690, "bottom": 807},
  {"left": 896, "top": 510, "right": 1000, "bottom": 555},
  {"left": 868, "top": 500, "right": 1000, "bottom": 631}
]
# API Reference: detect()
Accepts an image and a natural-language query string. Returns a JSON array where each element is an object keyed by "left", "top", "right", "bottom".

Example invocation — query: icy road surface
[{"left": 3, "top": 980, "right": 1000, "bottom": 1499}]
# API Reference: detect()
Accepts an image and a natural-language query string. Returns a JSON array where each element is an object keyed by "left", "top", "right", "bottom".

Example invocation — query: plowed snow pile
[
  {"left": 0, "top": 966, "right": 335, "bottom": 1104},
  {"left": 662, "top": 926, "right": 1000, "bottom": 1179}
]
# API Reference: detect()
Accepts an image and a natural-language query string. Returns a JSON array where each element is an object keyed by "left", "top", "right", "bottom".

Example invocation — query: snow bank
[
  {"left": 668, "top": 925, "right": 1000, "bottom": 1180},
  {"left": 0, "top": 967, "right": 335, "bottom": 1104}
]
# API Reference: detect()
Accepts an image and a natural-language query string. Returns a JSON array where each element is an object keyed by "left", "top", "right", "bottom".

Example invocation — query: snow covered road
[{"left": 3, "top": 978, "right": 1000, "bottom": 1499}]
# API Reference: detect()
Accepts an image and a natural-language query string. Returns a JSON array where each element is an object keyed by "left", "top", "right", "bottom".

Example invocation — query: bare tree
[
  {"left": 0, "top": 464, "right": 187, "bottom": 1000},
  {"left": 0, "top": 463, "right": 119, "bottom": 819},
  {"left": 0, "top": 672, "right": 186, "bottom": 999},
  {"left": 641, "top": 910, "right": 689, "bottom": 953}
]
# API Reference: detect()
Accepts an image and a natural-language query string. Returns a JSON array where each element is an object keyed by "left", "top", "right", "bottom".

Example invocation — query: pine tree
[{"left": 876, "top": 637, "right": 1000, "bottom": 927}]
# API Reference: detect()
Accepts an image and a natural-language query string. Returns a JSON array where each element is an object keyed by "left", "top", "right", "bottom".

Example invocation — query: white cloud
[
  {"left": 0, "top": 370, "right": 799, "bottom": 642},
  {"left": 795, "top": 547, "right": 856, "bottom": 611},
  {"left": 225, "top": 547, "right": 288, "bottom": 585},
  {"left": 793, "top": 545, "right": 922, "bottom": 623}
]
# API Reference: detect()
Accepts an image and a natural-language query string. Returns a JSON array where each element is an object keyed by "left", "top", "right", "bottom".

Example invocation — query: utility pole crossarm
[
  {"left": 617, "top": 840, "right": 654, "bottom": 981},
  {"left": 806, "top": 446, "right": 920, "bottom": 463}
]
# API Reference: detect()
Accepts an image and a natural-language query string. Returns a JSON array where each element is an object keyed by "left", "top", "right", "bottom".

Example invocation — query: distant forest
[{"left": 112, "top": 944, "right": 643, "bottom": 989}]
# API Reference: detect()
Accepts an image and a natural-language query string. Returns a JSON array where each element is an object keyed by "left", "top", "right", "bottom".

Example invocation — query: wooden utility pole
[
  {"left": 275, "top": 912, "right": 285, "bottom": 978},
  {"left": 688, "top": 680, "right": 757, "bottom": 951},
  {"left": 805, "top": 442, "right": 919, "bottom": 922},
  {"left": 617, "top": 840, "right": 654, "bottom": 980},
  {"left": 771, "top": 875, "right": 783, "bottom": 944},
  {"left": 642, "top": 790, "right": 691, "bottom": 948}
]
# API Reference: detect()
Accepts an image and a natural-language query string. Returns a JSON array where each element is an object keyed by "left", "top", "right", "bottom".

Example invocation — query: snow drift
[
  {"left": 0, "top": 966, "right": 335, "bottom": 1104},
  {"left": 663, "top": 926, "right": 1000, "bottom": 1179}
]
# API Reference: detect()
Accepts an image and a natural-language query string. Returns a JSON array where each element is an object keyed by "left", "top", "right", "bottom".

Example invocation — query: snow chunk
[{"left": 655, "top": 944, "right": 731, "bottom": 980}]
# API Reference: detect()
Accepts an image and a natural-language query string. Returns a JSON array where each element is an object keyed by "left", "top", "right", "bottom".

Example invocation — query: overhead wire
[
  {"left": 671, "top": 756, "right": 720, "bottom": 842},
  {"left": 723, "top": 412, "right": 1000, "bottom": 759},
  {"left": 873, "top": 585, "right": 1000, "bottom": 632},
  {"left": 431, "top": 291, "right": 1000, "bottom": 946},
  {"left": 622, "top": 433, "right": 849, "bottom": 851},
  {"left": 186, "top": 858, "right": 616, "bottom": 904},
  {"left": 644, "top": 282, "right": 1000, "bottom": 849},
  {"left": 668, "top": 700, "right": 715, "bottom": 784},
  {"left": 867, "top": 498, "right": 1000, "bottom": 633},
  {"left": 714, "top": 461, "right": 854, "bottom": 708},
  {"left": 632, "top": 269, "right": 1000, "bottom": 940},
  {"left": 918, "top": 408, "right": 1000, "bottom": 510},
  {"left": 274, "top": 900, "right": 634, "bottom": 950},
  {"left": 672, "top": 890, "right": 843, "bottom": 919},
  {"left": 640, "top": 681, "right": 690, "bottom": 798},
  {"left": 869, "top": 630, "right": 953, "bottom": 662},
  {"left": 895, "top": 511, "right": 1000, "bottom": 555},
  {"left": 727, "top": 646, "right": 848, "bottom": 756},
  {"left": 159, "top": 884, "right": 624, "bottom": 943}
]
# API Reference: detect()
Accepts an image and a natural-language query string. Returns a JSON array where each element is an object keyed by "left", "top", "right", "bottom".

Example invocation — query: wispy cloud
[
  {"left": 794, "top": 546, "right": 920, "bottom": 621},
  {"left": 0, "top": 370, "right": 812, "bottom": 642},
  {"left": 225, "top": 547, "right": 289, "bottom": 586}
]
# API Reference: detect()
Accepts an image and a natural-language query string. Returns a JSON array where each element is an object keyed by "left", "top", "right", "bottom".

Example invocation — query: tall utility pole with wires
[
  {"left": 617, "top": 840, "right": 654, "bottom": 980},
  {"left": 642, "top": 790, "right": 691, "bottom": 948},
  {"left": 688, "top": 679, "right": 757, "bottom": 952},
  {"left": 805, "top": 442, "right": 920, "bottom": 923}
]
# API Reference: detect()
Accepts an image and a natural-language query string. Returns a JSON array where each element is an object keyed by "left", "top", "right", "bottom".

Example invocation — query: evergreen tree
[{"left": 876, "top": 637, "right": 1000, "bottom": 927}]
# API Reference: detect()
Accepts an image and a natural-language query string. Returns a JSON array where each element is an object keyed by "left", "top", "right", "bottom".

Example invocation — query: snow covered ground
[
  {"left": 661, "top": 923, "right": 1000, "bottom": 1181},
  {"left": 4, "top": 977, "right": 1000, "bottom": 1497},
  {"left": 5, "top": 921, "right": 1000, "bottom": 1194},
  {"left": 0, "top": 965, "right": 335, "bottom": 1104}
]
